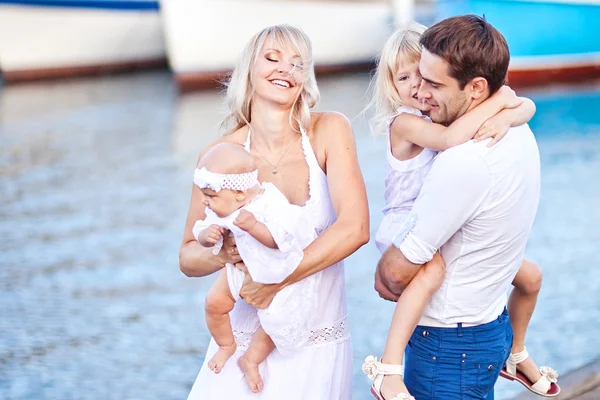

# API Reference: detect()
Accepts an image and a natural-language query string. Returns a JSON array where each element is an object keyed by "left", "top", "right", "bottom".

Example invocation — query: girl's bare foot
[
  {"left": 207, "top": 343, "right": 237, "bottom": 374},
  {"left": 381, "top": 374, "right": 412, "bottom": 400},
  {"left": 238, "top": 354, "right": 263, "bottom": 393}
]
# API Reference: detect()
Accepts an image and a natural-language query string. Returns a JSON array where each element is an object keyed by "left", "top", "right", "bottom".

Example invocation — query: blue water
[{"left": 1, "top": 72, "right": 599, "bottom": 400}]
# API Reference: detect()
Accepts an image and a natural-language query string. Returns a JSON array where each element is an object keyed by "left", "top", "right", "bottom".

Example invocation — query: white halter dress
[{"left": 187, "top": 127, "right": 353, "bottom": 400}]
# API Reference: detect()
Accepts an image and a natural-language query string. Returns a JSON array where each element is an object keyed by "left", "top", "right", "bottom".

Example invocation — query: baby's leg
[
  {"left": 238, "top": 327, "right": 275, "bottom": 393},
  {"left": 509, "top": 259, "right": 543, "bottom": 382},
  {"left": 205, "top": 269, "right": 237, "bottom": 374},
  {"left": 380, "top": 252, "right": 445, "bottom": 399}
]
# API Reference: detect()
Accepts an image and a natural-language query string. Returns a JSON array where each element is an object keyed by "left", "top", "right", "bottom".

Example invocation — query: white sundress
[
  {"left": 187, "top": 127, "right": 353, "bottom": 400},
  {"left": 191, "top": 182, "right": 319, "bottom": 351},
  {"left": 375, "top": 106, "right": 439, "bottom": 254}
]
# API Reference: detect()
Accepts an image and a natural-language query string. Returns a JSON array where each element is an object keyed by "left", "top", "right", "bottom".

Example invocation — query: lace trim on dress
[
  {"left": 307, "top": 318, "right": 349, "bottom": 345},
  {"left": 233, "top": 318, "right": 349, "bottom": 350},
  {"left": 233, "top": 330, "right": 254, "bottom": 350}
]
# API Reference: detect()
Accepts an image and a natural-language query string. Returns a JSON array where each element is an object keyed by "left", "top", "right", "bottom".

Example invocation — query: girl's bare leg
[
  {"left": 380, "top": 252, "right": 445, "bottom": 399},
  {"left": 509, "top": 259, "right": 543, "bottom": 382},
  {"left": 205, "top": 269, "right": 237, "bottom": 373},
  {"left": 238, "top": 327, "right": 275, "bottom": 393}
]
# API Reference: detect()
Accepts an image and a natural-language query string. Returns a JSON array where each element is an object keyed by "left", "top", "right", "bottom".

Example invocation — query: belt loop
[{"left": 457, "top": 322, "right": 464, "bottom": 337}]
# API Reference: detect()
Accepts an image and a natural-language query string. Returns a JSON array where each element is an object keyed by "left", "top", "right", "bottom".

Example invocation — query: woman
[{"left": 181, "top": 24, "right": 369, "bottom": 399}]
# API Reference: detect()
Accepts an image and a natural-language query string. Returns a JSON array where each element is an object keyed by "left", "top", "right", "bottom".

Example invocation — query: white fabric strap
[
  {"left": 505, "top": 346, "right": 559, "bottom": 395},
  {"left": 193, "top": 167, "right": 258, "bottom": 192},
  {"left": 364, "top": 356, "right": 415, "bottom": 400},
  {"left": 362, "top": 356, "right": 405, "bottom": 380},
  {"left": 532, "top": 366, "right": 559, "bottom": 393},
  {"left": 506, "top": 347, "right": 529, "bottom": 376},
  {"left": 392, "top": 395, "right": 415, "bottom": 400}
]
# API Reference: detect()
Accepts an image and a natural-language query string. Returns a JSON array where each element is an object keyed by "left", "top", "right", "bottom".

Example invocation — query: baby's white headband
[{"left": 194, "top": 167, "right": 259, "bottom": 192}]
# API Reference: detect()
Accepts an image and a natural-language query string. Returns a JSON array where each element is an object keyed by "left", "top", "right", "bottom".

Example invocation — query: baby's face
[{"left": 200, "top": 188, "right": 239, "bottom": 218}]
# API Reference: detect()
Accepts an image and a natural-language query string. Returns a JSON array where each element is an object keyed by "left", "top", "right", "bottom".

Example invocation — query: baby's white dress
[{"left": 193, "top": 182, "right": 318, "bottom": 351}]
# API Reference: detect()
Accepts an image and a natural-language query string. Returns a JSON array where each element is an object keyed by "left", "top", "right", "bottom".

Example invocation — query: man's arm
[{"left": 375, "top": 144, "right": 493, "bottom": 300}]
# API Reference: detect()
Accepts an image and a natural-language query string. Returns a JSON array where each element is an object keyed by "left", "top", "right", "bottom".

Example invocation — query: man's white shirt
[{"left": 396, "top": 124, "right": 541, "bottom": 326}]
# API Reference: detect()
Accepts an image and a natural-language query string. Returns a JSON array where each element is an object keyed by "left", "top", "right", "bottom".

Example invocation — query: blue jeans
[{"left": 404, "top": 309, "right": 513, "bottom": 399}]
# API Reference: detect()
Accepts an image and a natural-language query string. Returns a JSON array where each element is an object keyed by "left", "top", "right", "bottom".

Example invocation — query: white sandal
[
  {"left": 499, "top": 347, "right": 561, "bottom": 397},
  {"left": 362, "top": 356, "right": 415, "bottom": 400}
]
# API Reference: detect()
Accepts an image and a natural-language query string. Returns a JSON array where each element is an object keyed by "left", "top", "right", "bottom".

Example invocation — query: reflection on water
[{"left": 1, "top": 72, "right": 599, "bottom": 400}]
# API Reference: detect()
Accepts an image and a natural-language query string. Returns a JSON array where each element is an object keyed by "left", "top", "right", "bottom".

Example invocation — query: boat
[
  {"left": 0, "top": 0, "right": 166, "bottom": 82},
  {"left": 436, "top": 0, "right": 600, "bottom": 87},
  {"left": 159, "top": 0, "right": 395, "bottom": 91}
]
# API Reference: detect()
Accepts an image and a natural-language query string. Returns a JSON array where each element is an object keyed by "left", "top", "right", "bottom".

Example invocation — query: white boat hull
[
  {"left": 159, "top": 0, "right": 393, "bottom": 90},
  {"left": 0, "top": 3, "right": 166, "bottom": 82}
]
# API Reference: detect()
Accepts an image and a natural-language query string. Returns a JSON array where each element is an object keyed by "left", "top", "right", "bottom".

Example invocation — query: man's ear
[{"left": 468, "top": 77, "right": 489, "bottom": 100}]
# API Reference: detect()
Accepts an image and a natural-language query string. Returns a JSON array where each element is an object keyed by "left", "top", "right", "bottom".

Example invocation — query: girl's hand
[
  {"left": 474, "top": 115, "right": 512, "bottom": 147},
  {"left": 233, "top": 210, "right": 258, "bottom": 232},
  {"left": 197, "top": 224, "right": 224, "bottom": 247},
  {"left": 219, "top": 230, "right": 242, "bottom": 265},
  {"left": 238, "top": 265, "right": 281, "bottom": 309},
  {"left": 496, "top": 85, "right": 522, "bottom": 109}
]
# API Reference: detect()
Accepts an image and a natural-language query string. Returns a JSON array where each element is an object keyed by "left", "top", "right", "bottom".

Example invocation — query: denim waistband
[{"left": 416, "top": 308, "right": 509, "bottom": 338}]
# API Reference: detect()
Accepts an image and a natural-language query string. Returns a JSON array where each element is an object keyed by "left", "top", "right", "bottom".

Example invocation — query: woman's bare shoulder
[
  {"left": 311, "top": 111, "right": 351, "bottom": 131},
  {"left": 310, "top": 111, "right": 353, "bottom": 144}
]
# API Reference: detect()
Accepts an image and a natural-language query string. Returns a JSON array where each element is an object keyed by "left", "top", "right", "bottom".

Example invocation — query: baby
[{"left": 193, "top": 142, "right": 317, "bottom": 393}]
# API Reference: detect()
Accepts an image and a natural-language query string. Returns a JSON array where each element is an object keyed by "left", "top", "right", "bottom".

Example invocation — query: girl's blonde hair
[
  {"left": 365, "top": 22, "right": 427, "bottom": 136},
  {"left": 221, "top": 24, "right": 320, "bottom": 135}
]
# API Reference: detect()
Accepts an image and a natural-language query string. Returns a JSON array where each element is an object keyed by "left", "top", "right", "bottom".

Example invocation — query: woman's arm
[
  {"left": 284, "top": 113, "right": 370, "bottom": 281},
  {"left": 394, "top": 86, "right": 524, "bottom": 151},
  {"left": 179, "top": 184, "right": 242, "bottom": 277},
  {"left": 179, "top": 140, "right": 243, "bottom": 277},
  {"left": 239, "top": 112, "right": 370, "bottom": 307}
]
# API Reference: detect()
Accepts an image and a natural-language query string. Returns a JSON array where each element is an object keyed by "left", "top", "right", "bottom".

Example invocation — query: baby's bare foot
[
  {"left": 381, "top": 374, "right": 412, "bottom": 400},
  {"left": 238, "top": 354, "right": 263, "bottom": 393},
  {"left": 207, "top": 343, "right": 237, "bottom": 374}
]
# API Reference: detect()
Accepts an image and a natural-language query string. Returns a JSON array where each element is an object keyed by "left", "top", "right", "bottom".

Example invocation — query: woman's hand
[
  {"left": 238, "top": 265, "right": 281, "bottom": 309},
  {"left": 219, "top": 230, "right": 243, "bottom": 265}
]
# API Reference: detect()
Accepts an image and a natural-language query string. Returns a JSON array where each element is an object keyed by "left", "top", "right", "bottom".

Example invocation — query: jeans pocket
[
  {"left": 461, "top": 353, "right": 505, "bottom": 399},
  {"left": 405, "top": 344, "right": 438, "bottom": 399}
]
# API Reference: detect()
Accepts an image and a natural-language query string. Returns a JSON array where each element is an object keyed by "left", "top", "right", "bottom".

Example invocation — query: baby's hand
[
  {"left": 198, "top": 224, "right": 224, "bottom": 247},
  {"left": 496, "top": 85, "right": 522, "bottom": 109},
  {"left": 233, "top": 210, "right": 258, "bottom": 232}
]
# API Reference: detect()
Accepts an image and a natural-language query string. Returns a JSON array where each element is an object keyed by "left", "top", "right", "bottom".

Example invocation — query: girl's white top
[
  {"left": 375, "top": 106, "right": 439, "bottom": 254},
  {"left": 188, "top": 127, "right": 353, "bottom": 400},
  {"left": 383, "top": 106, "right": 438, "bottom": 216},
  {"left": 192, "top": 182, "right": 314, "bottom": 284}
]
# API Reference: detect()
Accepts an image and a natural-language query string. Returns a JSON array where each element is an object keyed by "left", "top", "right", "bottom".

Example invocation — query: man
[{"left": 374, "top": 15, "right": 541, "bottom": 399}]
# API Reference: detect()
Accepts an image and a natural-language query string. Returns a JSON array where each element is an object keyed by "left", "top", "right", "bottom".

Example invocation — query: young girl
[
  {"left": 193, "top": 142, "right": 317, "bottom": 393},
  {"left": 362, "top": 24, "right": 560, "bottom": 399}
]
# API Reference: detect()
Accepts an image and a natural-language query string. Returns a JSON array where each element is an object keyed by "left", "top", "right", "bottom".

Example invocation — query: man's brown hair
[{"left": 420, "top": 14, "right": 510, "bottom": 94}]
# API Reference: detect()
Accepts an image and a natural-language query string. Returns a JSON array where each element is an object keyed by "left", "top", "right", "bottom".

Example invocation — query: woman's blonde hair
[
  {"left": 221, "top": 24, "right": 320, "bottom": 135},
  {"left": 365, "top": 22, "right": 427, "bottom": 136}
]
